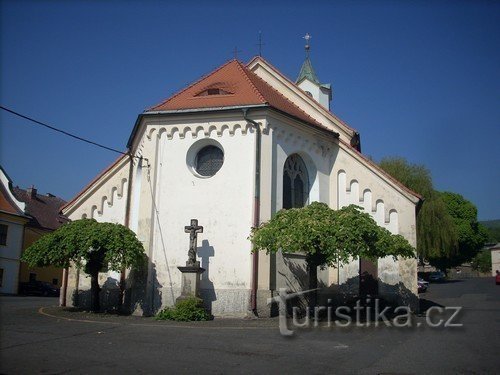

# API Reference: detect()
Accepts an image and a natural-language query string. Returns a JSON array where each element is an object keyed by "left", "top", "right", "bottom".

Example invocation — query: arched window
[{"left": 283, "top": 154, "right": 309, "bottom": 209}]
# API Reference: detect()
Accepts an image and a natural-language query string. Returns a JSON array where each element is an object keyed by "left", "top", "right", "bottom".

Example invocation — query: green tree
[
  {"left": 22, "top": 219, "right": 146, "bottom": 312},
  {"left": 481, "top": 221, "right": 500, "bottom": 243},
  {"left": 378, "top": 157, "right": 458, "bottom": 262},
  {"left": 470, "top": 250, "right": 492, "bottom": 274},
  {"left": 249, "top": 202, "right": 415, "bottom": 304},
  {"left": 429, "top": 192, "right": 488, "bottom": 269}
]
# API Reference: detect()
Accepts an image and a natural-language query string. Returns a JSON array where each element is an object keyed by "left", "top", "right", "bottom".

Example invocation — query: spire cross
[{"left": 303, "top": 33, "right": 311, "bottom": 56}]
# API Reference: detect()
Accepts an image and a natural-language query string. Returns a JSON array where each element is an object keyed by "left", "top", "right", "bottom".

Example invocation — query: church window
[
  {"left": 305, "top": 91, "right": 313, "bottom": 97},
  {"left": 282, "top": 154, "right": 309, "bottom": 209},
  {"left": 196, "top": 88, "right": 232, "bottom": 96},
  {"left": 195, "top": 145, "right": 224, "bottom": 177}
]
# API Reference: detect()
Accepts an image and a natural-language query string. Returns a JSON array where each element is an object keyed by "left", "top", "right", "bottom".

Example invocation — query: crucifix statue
[{"left": 185, "top": 219, "right": 203, "bottom": 266}]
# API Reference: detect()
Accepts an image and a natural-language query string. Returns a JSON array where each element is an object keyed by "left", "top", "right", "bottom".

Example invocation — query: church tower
[{"left": 296, "top": 33, "right": 332, "bottom": 110}]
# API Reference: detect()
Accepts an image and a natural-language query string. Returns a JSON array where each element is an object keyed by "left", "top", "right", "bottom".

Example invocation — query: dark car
[
  {"left": 418, "top": 278, "right": 428, "bottom": 293},
  {"left": 429, "top": 271, "right": 446, "bottom": 283},
  {"left": 19, "top": 281, "right": 60, "bottom": 297}
]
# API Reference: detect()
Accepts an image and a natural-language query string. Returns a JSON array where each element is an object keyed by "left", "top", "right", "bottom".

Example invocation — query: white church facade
[{"left": 62, "top": 54, "right": 421, "bottom": 316}]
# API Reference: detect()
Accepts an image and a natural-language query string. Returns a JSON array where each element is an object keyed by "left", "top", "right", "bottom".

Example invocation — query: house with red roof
[
  {"left": 0, "top": 166, "right": 67, "bottom": 294},
  {"left": 61, "top": 49, "right": 421, "bottom": 316}
]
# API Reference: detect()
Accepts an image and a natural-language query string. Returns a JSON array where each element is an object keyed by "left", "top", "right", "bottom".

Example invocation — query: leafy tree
[
  {"left": 470, "top": 250, "right": 492, "bottom": 274},
  {"left": 250, "top": 202, "right": 415, "bottom": 304},
  {"left": 22, "top": 219, "right": 146, "bottom": 312},
  {"left": 429, "top": 192, "right": 488, "bottom": 269},
  {"left": 378, "top": 157, "right": 458, "bottom": 262},
  {"left": 481, "top": 222, "right": 500, "bottom": 243}
]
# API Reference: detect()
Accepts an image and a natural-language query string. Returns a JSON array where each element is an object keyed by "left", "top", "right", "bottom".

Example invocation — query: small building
[
  {"left": 490, "top": 244, "right": 500, "bottom": 276},
  {"left": 0, "top": 167, "right": 30, "bottom": 294},
  {"left": 0, "top": 166, "right": 68, "bottom": 293}
]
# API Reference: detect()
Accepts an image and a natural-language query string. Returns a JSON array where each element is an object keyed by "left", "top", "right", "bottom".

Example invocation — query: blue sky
[{"left": 1, "top": 0, "right": 499, "bottom": 220}]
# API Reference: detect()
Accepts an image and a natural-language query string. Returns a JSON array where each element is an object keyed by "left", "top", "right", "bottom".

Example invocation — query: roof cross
[
  {"left": 233, "top": 47, "right": 242, "bottom": 59},
  {"left": 256, "top": 31, "right": 265, "bottom": 57}
]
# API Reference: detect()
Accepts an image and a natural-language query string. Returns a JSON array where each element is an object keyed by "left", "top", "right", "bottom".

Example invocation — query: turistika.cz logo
[{"left": 267, "top": 288, "right": 463, "bottom": 336}]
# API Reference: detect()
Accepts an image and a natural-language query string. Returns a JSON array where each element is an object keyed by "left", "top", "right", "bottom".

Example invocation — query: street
[{"left": 1, "top": 278, "right": 499, "bottom": 374}]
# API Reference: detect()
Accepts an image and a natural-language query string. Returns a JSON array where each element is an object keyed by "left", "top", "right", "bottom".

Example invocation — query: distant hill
[
  {"left": 480, "top": 220, "right": 500, "bottom": 243},
  {"left": 480, "top": 219, "right": 500, "bottom": 228}
]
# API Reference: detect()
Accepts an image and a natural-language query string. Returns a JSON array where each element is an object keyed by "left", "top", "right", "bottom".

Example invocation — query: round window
[{"left": 194, "top": 145, "right": 224, "bottom": 177}]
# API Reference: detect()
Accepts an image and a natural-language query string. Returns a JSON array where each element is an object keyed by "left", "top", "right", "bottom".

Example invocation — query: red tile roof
[
  {"left": 147, "top": 59, "right": 334, "bottom": 134},
  {"left": 0, "top": 183, "right": 25, "bottom": 217},
  {"left": 13, "top": 187, "right": 68, "bottom": 230}
]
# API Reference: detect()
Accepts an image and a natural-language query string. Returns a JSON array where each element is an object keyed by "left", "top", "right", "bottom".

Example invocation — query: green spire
[{"left": 296, "top": 57, "right": 320, "bottom": 84}]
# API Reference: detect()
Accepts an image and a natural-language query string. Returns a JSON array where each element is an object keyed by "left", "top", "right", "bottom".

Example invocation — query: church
[{"left": 61, "top": 44, "right": 421, "bottom": 316}]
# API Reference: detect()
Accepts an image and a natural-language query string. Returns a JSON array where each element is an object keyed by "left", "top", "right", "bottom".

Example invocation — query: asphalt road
[{"left": 1, "top": 278, "right": 499, "bottom": 374}]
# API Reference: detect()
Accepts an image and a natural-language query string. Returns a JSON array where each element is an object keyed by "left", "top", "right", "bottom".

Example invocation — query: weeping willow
[{"left": 379, "top": 157, "right": 458, "bottom": 262}]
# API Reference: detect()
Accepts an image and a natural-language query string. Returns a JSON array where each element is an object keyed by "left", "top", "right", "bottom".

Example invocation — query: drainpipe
[
  {"left": 119, "top": 152, "right": 135, "bottom": 310},
  {"left": 243, "top": 108, "right": 261, "bottom": 314}
]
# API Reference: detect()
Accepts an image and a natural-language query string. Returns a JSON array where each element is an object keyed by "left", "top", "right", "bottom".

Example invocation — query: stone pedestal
[{"left": 176, "top": 263, "right": 205, "bottom": 303}]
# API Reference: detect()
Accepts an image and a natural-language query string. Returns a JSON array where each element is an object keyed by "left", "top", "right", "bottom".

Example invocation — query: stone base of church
[
  {"left": 255, "top": 289, "right": 276, "bottom": 318},
  {"left": 155, "top": 286, "right": 251, "bottom": 318}
]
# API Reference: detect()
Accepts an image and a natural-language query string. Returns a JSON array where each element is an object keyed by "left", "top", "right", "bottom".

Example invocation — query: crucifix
[{"left": 185, "top": 219, "right": 203, "bottom": 266}]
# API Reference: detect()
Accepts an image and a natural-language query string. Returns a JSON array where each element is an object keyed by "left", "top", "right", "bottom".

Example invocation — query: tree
[
  {"left": 22, "top": 219, "right": 146, "bottom": 312},
  {"left": 429, "top": 192, "right": 488, "bottom": 270},
  {"left": 470, "top": 250, "right": 492, "bottom": 274},
  {"left": 378, "top": 157, "right": 458, "bottom": 262},
  {"left": 249, "top": 202, "right": 415, "bottom": 304},
  {"left": 481, "top": 220, "right": 500, "bottom": 243}
]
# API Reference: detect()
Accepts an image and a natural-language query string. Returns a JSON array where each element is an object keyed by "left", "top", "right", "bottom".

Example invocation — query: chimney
[{"left": 27, "top": 185, "right": 37, "bottom": 199}]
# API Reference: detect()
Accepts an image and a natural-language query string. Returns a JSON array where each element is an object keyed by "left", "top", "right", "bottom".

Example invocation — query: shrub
[{"left": 156, "top": 297, "right": 210, "bottom": 321}]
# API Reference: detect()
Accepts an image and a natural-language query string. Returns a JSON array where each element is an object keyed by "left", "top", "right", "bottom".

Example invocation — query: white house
[
  {"left": 62, "top": 53, "right": 421, "bottom": 316},
  {"left": 0, "top": 167, "right": 29, "bottom": 294}
]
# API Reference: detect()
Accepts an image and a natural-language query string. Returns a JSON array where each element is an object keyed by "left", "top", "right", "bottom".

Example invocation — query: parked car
[
  {"left": 429, "top": 271, "right": 446, "bottom": 283},
  {"left": 495, "top": 271, "right": 500, "bottom": 285},
  {"left": 19, "top": 281, "right": 60, "bottom": 297},
  {"left": 418, "top": 277, "right": 429, "bottom": 286},
  {"left": 418, "top": 279, "right": 428, "bottom": 293}
]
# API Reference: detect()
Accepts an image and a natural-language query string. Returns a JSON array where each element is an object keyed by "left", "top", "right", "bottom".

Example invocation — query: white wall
[
  {"left": 297, "top": 79, "right": 330, "bottom": 110},
  {"left": 334, "top": 144, "right": 418, "bottom": 302},
  {"left": 492, "top": 249, "right": 500, "bottom": 277},
  {"left": 0, "top": 219, "right": 24, "bottom": 294},
  {"left": 262, "top": 113, "right": 336, "bottom": 294},
  {"left": 135, "top": 113, "right": 258, "bottom": 316},
  {"left": 63, "top": 156, "right": 130, "bottom": 306}
]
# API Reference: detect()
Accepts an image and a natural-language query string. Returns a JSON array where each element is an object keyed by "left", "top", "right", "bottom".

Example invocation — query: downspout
[
  {"left": 119, "top": 152, "right": 135, "bottom": 310},
  {"left": 243, "top": 108, "right": 261, "bottom": 314}
]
